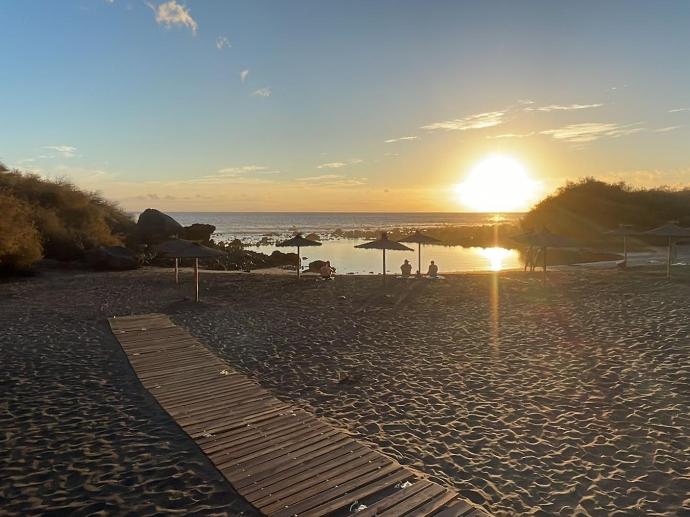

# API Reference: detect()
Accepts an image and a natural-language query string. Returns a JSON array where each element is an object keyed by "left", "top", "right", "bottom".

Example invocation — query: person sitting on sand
[
  {"left": 320, "top": 261, "right": 335, "bottom": 280},
  {"left": 400, "top": 259, "right": 412, "bottom": 278},
  {"left": 427, "top": 260, "right": 439, "bottom": 278}
]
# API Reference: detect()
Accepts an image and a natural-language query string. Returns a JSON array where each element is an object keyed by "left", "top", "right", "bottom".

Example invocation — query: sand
[{"left": 2, "top": 266, "right": 690, "bottom": 515}]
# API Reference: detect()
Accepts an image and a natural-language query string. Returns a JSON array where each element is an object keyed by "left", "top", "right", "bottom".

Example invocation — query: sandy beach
[{"left": 2, "top": 266, "right": 690, "bottom": 515}]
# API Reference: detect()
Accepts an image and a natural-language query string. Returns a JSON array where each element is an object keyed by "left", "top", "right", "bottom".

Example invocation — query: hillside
[
  {"left": 0, "top": 164, "right": 134, "bottom": 271},
  {"left": 522, "top": 179, "right": 690, "bottom": 246}
]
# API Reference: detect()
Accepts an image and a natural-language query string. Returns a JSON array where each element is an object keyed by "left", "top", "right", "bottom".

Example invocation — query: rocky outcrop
[
  {"left": 136, "top": 209, "right": 183, "bottom": 244},
  {"left": 85, "top": 246, "right": 139, "bottom": 271},
  {"left": 308, "top": 260, "right": 328, "bottom": 272},
  {"left": 183, "top": 223, "right": 216, "bottom": 243}
]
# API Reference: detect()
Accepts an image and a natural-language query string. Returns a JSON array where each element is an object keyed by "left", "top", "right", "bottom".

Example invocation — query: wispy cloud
[
  {"left": 668, "top": 108, "right": 690, "bottom": 113},
  {"left": 240, "top": 69, "right": 249, "bottom": 83},
  {"left": 296, "top": 174, "right": 367, "bottom": 187},
  {"left": 421, "top": 111, "right": 505, "bottom": 131},
  {"left": 216, "top": 36, "right": 231, "bottom": 49},
  {"left": 527, "top": 103, "right": 603, "bottom": 112},
  {"left": 147, "top": 1, "right": 197, "bottom": 35},
  {"left": 189, "top": 165, "right": 280, "bottom": 185},
  {"left": 317, "top": 159, "right": 362, "bottom": 169},
  {"left": 489, "top": 132, "right": 536, "bottom": 139},
  {"left": 540, "top": 122, "right": 644, "bottom": 143},
  {"left": 384, "top": 136, "right": 418, "bottom": 143},
  {"left": 252, "top": 87, "right": 271, "bottom": 97},
  {"left": 44, "top": 145, "right": 77, "bottom": 158},
  {"left": 653, "top": 125, "right": 683, "bottom": 133},
  {"left": 215, "top": 165, "right": 279, "bottom": 176}
]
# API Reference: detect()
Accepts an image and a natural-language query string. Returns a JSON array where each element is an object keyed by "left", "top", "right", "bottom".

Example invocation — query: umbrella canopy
[
  {"left": 276, "top": 233, "right": 322, "bottom": 279},
  {"left": 156, "top": 239, "right": 226, "bottom": 258},
  {"left": 156, "top": 239, "right": 226, "bottom": 302},
  {"left": 643, "top": 223, "right": 690, "bottom": 279},
  {"left": 604, "top": 225, "right": 639, "bottom": 267},
  {"left": 355, "top": 232, "right": 413, "bottom": 286},
  {"left": 511, "top": 229, "right": 575, "bottom": 281},
  {"left": 398, "top": 231, "right": 441, "bottom": 276}
]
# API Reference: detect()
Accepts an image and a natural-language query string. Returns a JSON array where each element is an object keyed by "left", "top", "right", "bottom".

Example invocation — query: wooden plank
[
  {"left": 107, "top": 314, "right": 488, "bottom": 517},
  {"left": 354, "top": 480, "right": 434, "bottom": 517},
  {"left": 269, "top": 465, "right": 410, "bottom": 517},
  {"left": 377, "top": 484, "right": 446, "bottom": 516}
]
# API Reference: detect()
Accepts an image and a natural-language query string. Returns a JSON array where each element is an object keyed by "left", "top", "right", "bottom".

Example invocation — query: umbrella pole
[
  {"left": 418, "top": 244, "right": 422, "bottom": 277},
  {"left": 175, "top": 258, "right": 179, "bottom": 285},
  {"left": 667, "top": 237, "right": 672, "bottom": 279},
  {"left": 543, "top": 246, "right": 547, "bottom": 284},
  {"left": 194, "top": 258, "right": 199, "bottom": 302},
  {"left": 623, "top": 236, "right": 628, "bottom": 267},
  {"left": 297, "top": 245, "right": 301, "bottom": 280},
  {"left": 383, "top": 249, "right": 386, "bottom": 287}
]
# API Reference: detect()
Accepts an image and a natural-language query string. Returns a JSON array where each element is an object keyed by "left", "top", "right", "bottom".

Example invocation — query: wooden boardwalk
[{"left": 109, "top": 314, "right": 489, "bottom": 517}]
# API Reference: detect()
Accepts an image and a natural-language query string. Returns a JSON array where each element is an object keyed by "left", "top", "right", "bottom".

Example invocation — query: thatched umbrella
[
  {"left": 355, "top": 232, "right": 413, "bottom": 286},
  {"left": 276, "top": 233, "right": 322, "bottom": 279},
  {"left": 398, "top": 231, "right": 441, "bottom": 277},
  {"left": 157, "top": 239, "right": 226, "bottom": 302},
  {"left": 642, "top": 223, "right": 690, "bottom": 279},
  {"left": 604, "top": 225, "right": 639, "bottom": 267},
  {"left": 512, "top": 229, "right": 575, "bottom": 282}
]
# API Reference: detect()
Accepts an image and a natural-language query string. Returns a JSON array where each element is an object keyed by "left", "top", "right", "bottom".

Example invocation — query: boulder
[
  {"left": 308, "top": 260, "right": 328, "bottom": 272},
  {"left": 136, "top": 209, "right": 183, "bottom": 243},
  {"left": 305, "top": 233, "right": 321, "bottom": 241},
  {"left": 183, "top": 223, "right": 216, "bottom": 242},
  {"left": 86, "top": 246, "right": 139, "bottom": 271}
]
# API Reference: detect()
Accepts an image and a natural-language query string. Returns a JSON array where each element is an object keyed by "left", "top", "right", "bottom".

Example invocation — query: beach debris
[
  {"left": 220, "top": 369, "right": 231, "bottom": 375},
  {"left": 395, "top": 480, "right": 413, "bottom": 489},
  {"left": 200, "top": 430, "right": 214, "bottom": 438},
  {"left": 349, "top": 502, "right": 367, "bottom": 512},
  {"left": 338, "top": 295, "right": 347, "bottom": 300}
]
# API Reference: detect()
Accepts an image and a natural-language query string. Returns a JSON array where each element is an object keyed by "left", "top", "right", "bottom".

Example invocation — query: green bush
[
  {"left": 522, "top": 179, "right": 690, "bottom": 246},
  {"left": 0, "top": 191, "right": 43, "bottom": 271},
  {"left": 0, "top": 166, "right": 135, "bottom": 263}
]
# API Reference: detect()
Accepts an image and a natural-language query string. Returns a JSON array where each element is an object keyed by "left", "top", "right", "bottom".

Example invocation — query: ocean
[{"left": 147, "top": 212, "right": 525, "bottom": 273}]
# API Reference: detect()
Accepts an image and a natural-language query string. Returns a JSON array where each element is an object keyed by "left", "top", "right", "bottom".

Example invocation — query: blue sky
[{"left": 1, "top": 0, "right": 689, "bottom": 211}]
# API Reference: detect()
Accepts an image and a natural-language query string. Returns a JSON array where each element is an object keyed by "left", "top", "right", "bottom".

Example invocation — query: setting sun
[{"left": 455, "top": 155, "right": 540, "bottom": 212}]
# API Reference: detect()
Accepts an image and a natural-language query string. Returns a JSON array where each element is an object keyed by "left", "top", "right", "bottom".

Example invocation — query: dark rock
[
  {"left": 136, "top": 209, "right": 183, "bottom": 244},
  {"left": 85, "top": 246, "right": 139, "bottom": 271},
  {"left": 183, "top": 223, "right": 216, "bottom": 242},
  {"left": 305, "top": 233, "right": 321, "bottom": 241},
  {"left": 308, "top": 260, "right": 327, "bottom": 272}
]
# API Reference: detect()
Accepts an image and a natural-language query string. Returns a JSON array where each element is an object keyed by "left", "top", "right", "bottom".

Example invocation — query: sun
[{"left": 454, "top": 155, "right": 539, "bottom": 212}]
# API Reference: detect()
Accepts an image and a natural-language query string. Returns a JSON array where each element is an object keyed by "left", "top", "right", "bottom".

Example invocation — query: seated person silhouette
[
  {"left": 427, "top": 260, "right": 439, "bottom": 278},
  {"left": 320, "top": 260, "right": 335, "bottom": 280},
  {"left": 400, "top": 259, "right": 412, "bottom": 278}
]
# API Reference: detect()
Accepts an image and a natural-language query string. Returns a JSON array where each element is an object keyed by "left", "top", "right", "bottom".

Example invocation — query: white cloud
[
  {"left": 668, "top": 108, "right": 689, "bottom": 113},
  {"left": 215, "top": 165, "right": 279, "bottom": 176},
  {"left": 240, "top": 69, "right": 249, "bottom": 83},
  {"left": 540, "top": 122, "right": 644, "bottom": 143},
  {"left": 297, "top": 174, "right": 367, "bottom": 187},
  {"left": 421, "top": 111, "right": 505, "bottom": 131},
  {"left": 527, "top": 103, "right": 603, "bottom": 112},
  {"left": 147, "top": 1, "right": 197, "bottom": 35},
  {"left": 653, "top": 125, "right": 683, "bottom": 133},
  {"left": 384, "top": 136, "right": 418, "bottom": 143},
  {"left": 489, "top": 132, "right": 535, "bottom": 139},
  {"left": 216, "top": 36, "right": 231, "bottom": 49},
  {"left": 44, "top": 145, "right": 77, "bottom": 158},
  {"left": 317, "top": 159, "right": 362, "bottom": 169},
  {"left": 252, "top": 87, "right": 271, "bottom": 97}
]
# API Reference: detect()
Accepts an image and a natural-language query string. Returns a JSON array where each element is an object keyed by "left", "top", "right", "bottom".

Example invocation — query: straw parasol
[
  {"left": 355, "top": 232, "right": 413, "bottom": 286},
  {"left": 276, "top": 233, "right": 322, "bottom": 279},
  {"left": 604, "top": 224, "right": 639, "bottom": 267},
  {"left": 398, "top": 231, "right": 441, "bottom": 277},
  {"left": 157, "top": 239, "right": 226, "bottom": 302},
  {"left": 512, "top": 229, "right": 575, "bottom": 282},
  {"left": 642, "top": 223, "right": 690, "bottom": 279}
]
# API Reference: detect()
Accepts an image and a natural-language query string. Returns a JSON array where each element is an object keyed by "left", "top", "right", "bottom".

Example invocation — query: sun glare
[
  {"left": 477, "top": 247, "right": 515, "bottom": 272},
  {"left": 455, "top": 155, "right": 539, "bottom": 212}
]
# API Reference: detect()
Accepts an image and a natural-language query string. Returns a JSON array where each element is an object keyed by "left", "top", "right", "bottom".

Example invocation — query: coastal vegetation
[{"left": 0, "top": 164, "right": 133, "bottom": 272}]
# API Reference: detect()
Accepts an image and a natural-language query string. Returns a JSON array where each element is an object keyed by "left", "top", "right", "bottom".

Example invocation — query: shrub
[{"left": 0, "top": 191, "right": 43, "bottom": 271}]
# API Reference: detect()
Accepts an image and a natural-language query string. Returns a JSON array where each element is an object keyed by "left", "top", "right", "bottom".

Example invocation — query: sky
[{"left": 1, "top": 0, "right": 689, "bottom": 212}]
